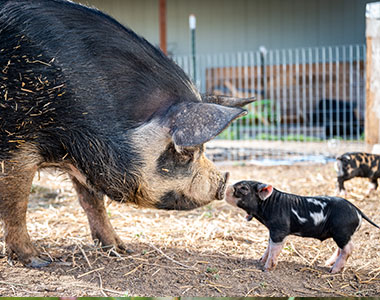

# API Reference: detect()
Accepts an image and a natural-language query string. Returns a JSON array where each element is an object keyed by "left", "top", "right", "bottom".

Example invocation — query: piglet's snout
[{"left": 225, "top": 184, "right": 238, "bottom": 206}]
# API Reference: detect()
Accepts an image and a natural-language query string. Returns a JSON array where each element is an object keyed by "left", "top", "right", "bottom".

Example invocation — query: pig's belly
[{"left": 292, "top": 228, "right": 331, "bottom": 241}]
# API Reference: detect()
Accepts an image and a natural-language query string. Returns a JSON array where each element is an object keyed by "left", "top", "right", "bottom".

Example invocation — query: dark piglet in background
[
  {"left": 335, "top": 152, "right": 380, "bottom": 194},
  {"left": 0, "top": 0, "right": 254, "bottom": 267},
  {"left": 226, "top": 180, "right": 379, "bottom": 273}
]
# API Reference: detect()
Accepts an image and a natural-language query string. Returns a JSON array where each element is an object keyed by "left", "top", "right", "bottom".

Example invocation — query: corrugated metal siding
[
  {"left": 75, "top": 0, "right": 375, "bottom": 55},
  {"left": 166, "top": 0, "right": 375, "bottom": 55}
]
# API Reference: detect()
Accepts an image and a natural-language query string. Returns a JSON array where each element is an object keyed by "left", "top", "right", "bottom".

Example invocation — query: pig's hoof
[
  {"left": 25, "top": 256, "right": 52, "bottom": 268},
  {"left": 6, "top": 252, "right": 51, "bottom": 268},
  {"left": 124, "top": 248, "right": 134, "bottom": 255},
  {"left": 113, "top": 245, "right": 133, "bottom": 255},
  {"left": 102, "top": 244, "right": 133, "bottom": 255}
]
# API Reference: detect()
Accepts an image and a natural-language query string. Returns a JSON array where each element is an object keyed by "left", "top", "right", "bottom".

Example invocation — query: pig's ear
[
  {"left": 257, "top": 184, "right": 273, "bottom": 201},
  {"left": 202, "top": 94, "right": 256, "bottom": 108},
  {"left": 167, "top": 102, "right": 246, "bottom": 147}
]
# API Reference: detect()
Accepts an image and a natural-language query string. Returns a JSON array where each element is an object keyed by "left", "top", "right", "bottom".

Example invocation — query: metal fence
[{"left": 173, "top": 45, "right": 366, "bottom": 162}]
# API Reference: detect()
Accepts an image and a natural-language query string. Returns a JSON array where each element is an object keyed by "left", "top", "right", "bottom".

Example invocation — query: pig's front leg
[
  {"left": 71, "top": 177, "right": 132, "bottom": 254},
  {"left": 263, "top": 237, "right": 285, "bottom": 271},
  {"left": 0, "top": 162, "right": 51, "bottom": 267},
  {"left": 259, "top": 238, "right": 271, "bottom": 264},
  {"left": 336, "top": 177, "right": 347, "bottom": 196}
]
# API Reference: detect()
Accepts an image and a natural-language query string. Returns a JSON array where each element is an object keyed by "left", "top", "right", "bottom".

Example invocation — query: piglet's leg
[
  {"left": 71, "top": 177, "right": 132, "bottom": 254},
  {"left": 335, "top": 177, "right": 347, "bottom": 197},
  {"left": 368, "top": 178, "right": 378, "bottom": 194},
  {"left": 330, "top": 241, "right": 354, "bottom": 274},
  {"left": 264, "top": 238, "right": 285, "bottom": 271},
  {"left": 325, "top": 248, "right": 340, "bottom": 267},
  {"left": 259, "top": 239, "right": 271, "bottom": 264}
]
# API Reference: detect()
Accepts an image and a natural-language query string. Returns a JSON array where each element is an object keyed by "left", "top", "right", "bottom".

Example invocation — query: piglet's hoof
[
  {"left": 263, "top": 260, "right": 277, "bottom": 272},
  {"left": 25, "top": 256, "right": 52, "bottom": 268},
  {"left": 329, "top": 266, "right": 343, "bottom": 274},
  {"left": 263, "top": 267, "right": 273, "bottom": 272}
]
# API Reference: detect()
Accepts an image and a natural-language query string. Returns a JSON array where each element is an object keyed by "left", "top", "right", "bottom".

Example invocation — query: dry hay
[{"left": 0, "top": 162, "right": 379, "bottom": 296}]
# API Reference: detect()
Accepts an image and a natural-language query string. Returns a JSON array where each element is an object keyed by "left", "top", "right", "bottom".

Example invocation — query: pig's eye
[
  {"left": 177, "top": 145, "right": 203, "bottom": 162},
  {"left": 156, "top": 143, "right": 195, "bottom": 176},
  {"left": 181, "top": 148, "right": 194, "bottom": 158},
  {"left": 179, "top": 149, "right": 195, "bottom": 162}
]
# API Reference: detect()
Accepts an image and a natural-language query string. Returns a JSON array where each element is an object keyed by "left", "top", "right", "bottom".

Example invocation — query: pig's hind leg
[
  {"left": 325, "top": 248, "right": 340, "bottom": 267},
  {"left": 329, "top": 241, "right": 354, "bottom": 273},
  {"left": 328, "top": 206, "right": 360, "bottom": 273},
  {"left": 0, "top": 163, "right": 51, "bottom": 267},
  {"left": 336, "top": 176, "right": 347, "bottom": 196},
  {"left": 71, "top": 177, "right": 132, "bottom": 254},
  {"left": 368, "top": 178, "right": 378, "bottom": 193}
]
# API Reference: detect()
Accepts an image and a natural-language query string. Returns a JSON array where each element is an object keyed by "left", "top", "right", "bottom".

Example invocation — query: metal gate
[{"left": 173, "top": 45, "right": 366, "bottom": 163}]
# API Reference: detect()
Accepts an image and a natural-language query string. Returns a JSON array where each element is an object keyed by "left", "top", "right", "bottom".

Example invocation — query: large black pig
[{"left": 0, "top": 0, "right": 254, "bottom": 267}]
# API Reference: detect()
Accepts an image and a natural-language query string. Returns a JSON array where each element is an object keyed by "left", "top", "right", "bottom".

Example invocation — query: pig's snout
[
  {"left": 225, "top": 184, "right": 238, "bottom": 206},
  {"left": 216, "top": 172, "right": 230, "bottom": 200}
]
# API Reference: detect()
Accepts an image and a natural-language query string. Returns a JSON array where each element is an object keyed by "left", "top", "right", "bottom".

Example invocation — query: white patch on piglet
[
  {"left": 306, "top": 198, "right": 327, "bottom": 209},
  {"left": 310, "top": 210, "right": 325, "bottom": 226},
  {"left": 291, "top": 209, "right": 307, "bottom": 224},
  {"left": 334, "top": 160, "right": 344, "bottom": 176},
  {"left": 355, "top": 211, "right": 362, "bottom": 232}
]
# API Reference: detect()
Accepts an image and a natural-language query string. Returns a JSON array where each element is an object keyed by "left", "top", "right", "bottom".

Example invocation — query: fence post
[{"left": 365, "top": 2, "right": 380, "bottom": 149}]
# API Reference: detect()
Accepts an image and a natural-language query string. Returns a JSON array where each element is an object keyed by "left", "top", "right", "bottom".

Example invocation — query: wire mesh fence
[{"left": 173, "top": 45, "right": 366, "bottom": 163}]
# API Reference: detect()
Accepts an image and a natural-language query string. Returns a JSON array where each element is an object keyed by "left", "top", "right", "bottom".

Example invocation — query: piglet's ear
[{"left": 257, "top": 184, "right": 273, "bottom": 201}]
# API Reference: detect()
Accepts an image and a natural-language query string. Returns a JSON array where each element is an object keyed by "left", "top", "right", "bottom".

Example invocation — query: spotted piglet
[
  {"left": 226, "top": 180, "right": 379, "bottom": 273},
  {"left": 336, "top": 152, "right": 380, "bottom": 195}
]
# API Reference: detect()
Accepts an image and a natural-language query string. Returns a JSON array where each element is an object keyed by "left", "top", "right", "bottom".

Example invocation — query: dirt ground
[{"left": 0, "top": 162, "right": 379, "bottom": 297}]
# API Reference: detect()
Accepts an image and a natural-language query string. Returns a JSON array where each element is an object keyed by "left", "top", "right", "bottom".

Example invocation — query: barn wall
[{"left": 75, "top": 0, "right": 376, "bottom": 55}]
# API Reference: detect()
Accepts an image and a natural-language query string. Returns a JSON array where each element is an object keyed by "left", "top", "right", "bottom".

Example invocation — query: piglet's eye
[{"left": 235, "top": 184, "right": 249, "bottom": 196}]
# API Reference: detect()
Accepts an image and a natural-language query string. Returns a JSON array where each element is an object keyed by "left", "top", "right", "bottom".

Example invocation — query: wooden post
[
  {"left": 159, "top": 0, "right": 167, "bottom": 55},
  {"left": 365, "top": 2, "right": 380, "bottom": 149}
]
